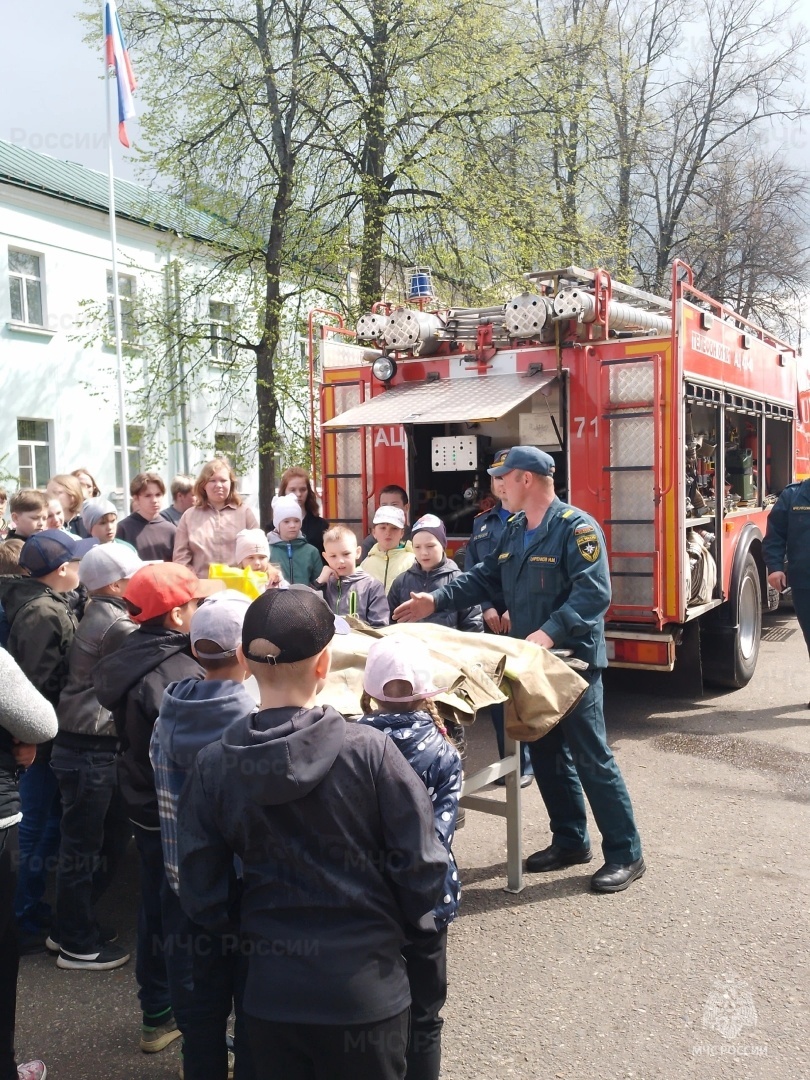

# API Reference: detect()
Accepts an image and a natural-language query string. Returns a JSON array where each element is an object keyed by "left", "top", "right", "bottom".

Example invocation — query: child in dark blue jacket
[
  {"left": 359, "top": 635, "right": 462, "bottom": 1080},
  {"left": 388, "top": 515, "right": 482, "bottom": 632}
]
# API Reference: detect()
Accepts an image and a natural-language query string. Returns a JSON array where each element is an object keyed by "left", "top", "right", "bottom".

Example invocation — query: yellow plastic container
[{"left": 207, "top": 563, "right": 268, "bottom": 599}]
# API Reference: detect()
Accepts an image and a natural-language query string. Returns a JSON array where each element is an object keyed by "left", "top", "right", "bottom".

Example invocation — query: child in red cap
[{"left": 94, "top": 564, "right": 222, "bottom": 1055}]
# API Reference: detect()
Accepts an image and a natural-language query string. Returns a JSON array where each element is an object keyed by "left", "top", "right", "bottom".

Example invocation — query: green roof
[{"left": 0, "top": 139, "right": 229, "bottom": 247}]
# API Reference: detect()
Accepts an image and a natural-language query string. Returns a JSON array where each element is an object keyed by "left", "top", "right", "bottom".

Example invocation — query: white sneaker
[{"left": 56, "top": 943, "right": 130, "bottom": 971}]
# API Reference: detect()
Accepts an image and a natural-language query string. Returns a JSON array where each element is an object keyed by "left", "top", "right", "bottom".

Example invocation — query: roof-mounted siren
[
  {"left": 407, "top": 267, "right": 434, "bottom": 302},
  {"left": 505, "top": 292, "right": 555, "bottom": 339},
  {"left": 553, "top": 287, "right": 672, "bottom": 335},
  {"left": 356, "top": 311, "right": 390, "bottom": 344},
  {"left": 385, "top": 307, "right": 445, "bottom": 357}
]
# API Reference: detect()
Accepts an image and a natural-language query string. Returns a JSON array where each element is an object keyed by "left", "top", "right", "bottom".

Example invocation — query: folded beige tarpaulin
[{"left": 318, "top": 620, "right": 588, "bottom": 741}]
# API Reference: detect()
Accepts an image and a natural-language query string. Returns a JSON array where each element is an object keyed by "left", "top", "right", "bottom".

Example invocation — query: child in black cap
[
  {"left": 177, "top": 585, "right": 448, "bottom": 1080},
  {"left": 388, "top": 514, "right": 483, "bottom": 632}
]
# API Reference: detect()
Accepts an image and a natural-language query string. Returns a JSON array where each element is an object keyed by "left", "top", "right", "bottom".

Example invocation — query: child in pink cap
[{"left": 359, "top": 635, "right": 461, "bottom": 1080}]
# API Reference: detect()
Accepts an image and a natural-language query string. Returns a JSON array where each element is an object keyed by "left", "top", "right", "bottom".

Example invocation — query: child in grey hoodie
[
  {"left": 318, "top": 525, "right": 389, "bottom": 627},
  {"left": 150, "top": 591, "right": 257, "bottom": 1080}
]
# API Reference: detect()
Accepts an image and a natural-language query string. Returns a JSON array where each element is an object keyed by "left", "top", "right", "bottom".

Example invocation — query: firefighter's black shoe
[
  {"left": 525, "top": 843, "right": 592, "bottom": 873},
  {"left": 590, "top": 857, "right": 646, "bottom": 893}
]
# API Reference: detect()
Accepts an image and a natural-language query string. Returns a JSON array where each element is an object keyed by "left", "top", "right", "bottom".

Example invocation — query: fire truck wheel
[{"left": 702, "top": 554, "right": 761, "bottom": 689}]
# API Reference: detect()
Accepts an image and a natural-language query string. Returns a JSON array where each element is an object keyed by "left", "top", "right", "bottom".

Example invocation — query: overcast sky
[{"left": 1, "top": 0, "right": 809, "bottom": 187}]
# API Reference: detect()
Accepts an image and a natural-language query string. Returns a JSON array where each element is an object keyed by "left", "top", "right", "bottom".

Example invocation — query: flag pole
[{"left": 104, "top": 1, "right": 131, "bottom": 500}]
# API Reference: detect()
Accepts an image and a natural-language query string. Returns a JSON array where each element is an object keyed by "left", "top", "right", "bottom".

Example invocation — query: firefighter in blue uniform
[
  {"left": 394, "top": 445, "right": 645, "bottom": 893},
  {"left": 764, "top": 476, "right": 810, "bottom": 698},
  {"left": 466, "top": 449, "right": 533, "bottom": 785}
]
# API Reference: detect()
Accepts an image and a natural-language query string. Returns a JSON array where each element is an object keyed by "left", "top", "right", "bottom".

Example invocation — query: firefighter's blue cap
[{"left": 487, "top": 446, "right": 555, "bottom": 477}]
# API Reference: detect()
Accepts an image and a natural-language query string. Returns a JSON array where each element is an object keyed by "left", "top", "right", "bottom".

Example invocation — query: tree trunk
[
  {"left": 256, "top": 171, "right": 293, "bottom": 528},
  {"left": 357, "top": 1, "right": 391, "bottom": 312},
  {"left": 256, "top": 340, "right": 278, "bottom": 529},
  {"left": 358, "top": 178, "right": 390, "bottom": 312}
]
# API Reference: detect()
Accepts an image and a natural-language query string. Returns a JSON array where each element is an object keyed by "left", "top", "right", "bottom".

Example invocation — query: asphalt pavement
[{"left": 16, "top": 608, "right": 810, "bottom": 1079}]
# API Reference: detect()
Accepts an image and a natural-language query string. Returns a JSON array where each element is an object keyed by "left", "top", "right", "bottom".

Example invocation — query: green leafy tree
[
  {"left": 308, "top": 0, "right": 531, "bottom": 310},
  {"left": 93, "top": 0, "right": 347, "bottom": 523}
]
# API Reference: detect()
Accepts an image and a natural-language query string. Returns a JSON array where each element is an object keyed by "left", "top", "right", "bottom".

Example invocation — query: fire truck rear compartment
[{"left": 407, "top": 379, "right": 567, "bottom": 537}]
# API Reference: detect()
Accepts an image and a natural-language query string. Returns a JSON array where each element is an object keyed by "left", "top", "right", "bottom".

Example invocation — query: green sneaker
[{"left": 140, "top": 1017, "right": 182, "bottom": 1053}]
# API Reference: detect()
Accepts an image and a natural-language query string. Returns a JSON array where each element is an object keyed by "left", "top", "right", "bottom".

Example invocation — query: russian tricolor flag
[{"left": 104, "top": 0, "right": 137, "bottom": 147}]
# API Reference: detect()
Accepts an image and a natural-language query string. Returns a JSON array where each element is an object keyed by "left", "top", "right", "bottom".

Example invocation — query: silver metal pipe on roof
[{"left": 553, "top": 288, "right": 672, "bottom": 334}]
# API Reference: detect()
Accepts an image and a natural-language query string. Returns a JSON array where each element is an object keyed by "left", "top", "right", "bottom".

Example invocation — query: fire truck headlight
[{"left": 372, "top": 356, "right": 397, "bottom": 383}]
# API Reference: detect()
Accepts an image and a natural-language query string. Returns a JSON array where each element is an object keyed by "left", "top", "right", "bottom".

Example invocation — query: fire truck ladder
[
  {"left": 526, "top": 266, "right": 673, "bottom": 336},
  {"left": 320, "top": 377, "right": 372, "bottom": 530},
  {"left": 600, "top": 354, "right": 663, "bottom": 624}
]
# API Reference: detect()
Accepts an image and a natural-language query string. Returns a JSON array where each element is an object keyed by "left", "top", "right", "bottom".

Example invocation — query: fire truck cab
[{"left": 310, "top": 262, "right": 809, "bottom": 689}]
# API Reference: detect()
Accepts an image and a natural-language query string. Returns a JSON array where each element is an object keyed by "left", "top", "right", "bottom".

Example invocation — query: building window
[
  {"left": 9, "top": 250, "right": 44, "bottom": 326},
  {"left": 209, "top": 301, "right": 234, "bottom": 363},
  {"left": 107, "top": 271, "right": 138, "bottom": 343},
  {"left": 17, "top": 419, "right": 51, "bottom": 487},
  {"left": 114, "top": 422, "right": 144, "bottom": 488}
]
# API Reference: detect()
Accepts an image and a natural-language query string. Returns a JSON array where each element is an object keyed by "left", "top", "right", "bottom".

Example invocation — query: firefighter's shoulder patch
[
  {"left": 573, "top": 523, "right": 593, "bottom": 535},
  {"left": 576, "top": 531, "right": 600, "bottom": 562},
  {"left": 498, "top": 551, "right": 511, "bottom": 561}
]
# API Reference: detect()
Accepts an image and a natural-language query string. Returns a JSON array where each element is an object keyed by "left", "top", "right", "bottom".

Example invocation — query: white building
[{"left": 0, "top": 139, "right": 262, "bottom": 507}]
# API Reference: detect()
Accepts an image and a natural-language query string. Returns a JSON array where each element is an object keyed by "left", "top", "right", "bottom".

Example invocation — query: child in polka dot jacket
[{"left": 359, "top": 635, "right": 461, "bottom": 1080}]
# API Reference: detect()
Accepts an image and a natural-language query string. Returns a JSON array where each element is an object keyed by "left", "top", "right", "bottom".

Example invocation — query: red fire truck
[{"left": 309, "top": 261, "right": 810, "bottom": 688}]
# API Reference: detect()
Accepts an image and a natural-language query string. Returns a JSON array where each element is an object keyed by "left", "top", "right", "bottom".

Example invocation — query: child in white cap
[
  {"left": 359, "top": 635, "right": 462, "bottom": 1080},
  {"left": 362, "top": 506, "right": 415, "bottom": 593},
  {"left": 267, "top": 495, "right": 321, "bottom": 587}
]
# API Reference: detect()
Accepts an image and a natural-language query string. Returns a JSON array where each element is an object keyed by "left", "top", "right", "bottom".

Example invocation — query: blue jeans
[
  {"left": 133, "top": 826, "right": 171, "bottom": 1018},
  {"left": 50, "top": 743, "right": 131, "bottom": 954},
  {"left": 489, "top": 703, "right": 533, "bottom": 776},
  {"left": 527, "top": 671, "right": 642, "bottom": 864},
  {"left": 14, "top": 758, "right": 61, "bottom": 932},
  {"left": 161, "top": 880, "right": 255, "bottom": 1080}
]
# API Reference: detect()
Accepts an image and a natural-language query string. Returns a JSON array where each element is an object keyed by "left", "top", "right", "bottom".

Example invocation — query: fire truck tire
[{"left": 701, "top": 554, "right": 761, "bottom": 689}]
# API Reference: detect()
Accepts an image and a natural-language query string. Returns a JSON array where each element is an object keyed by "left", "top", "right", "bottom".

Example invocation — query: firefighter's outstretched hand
[
  {"left": 393, "top": 592, "right": 436, "bottom": 623},
  {"left": 527, "top": 628, "right": 554, "bottom": 649},
  {"left": 768, "top": 571, "right": 787, "bottom": 592}
]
